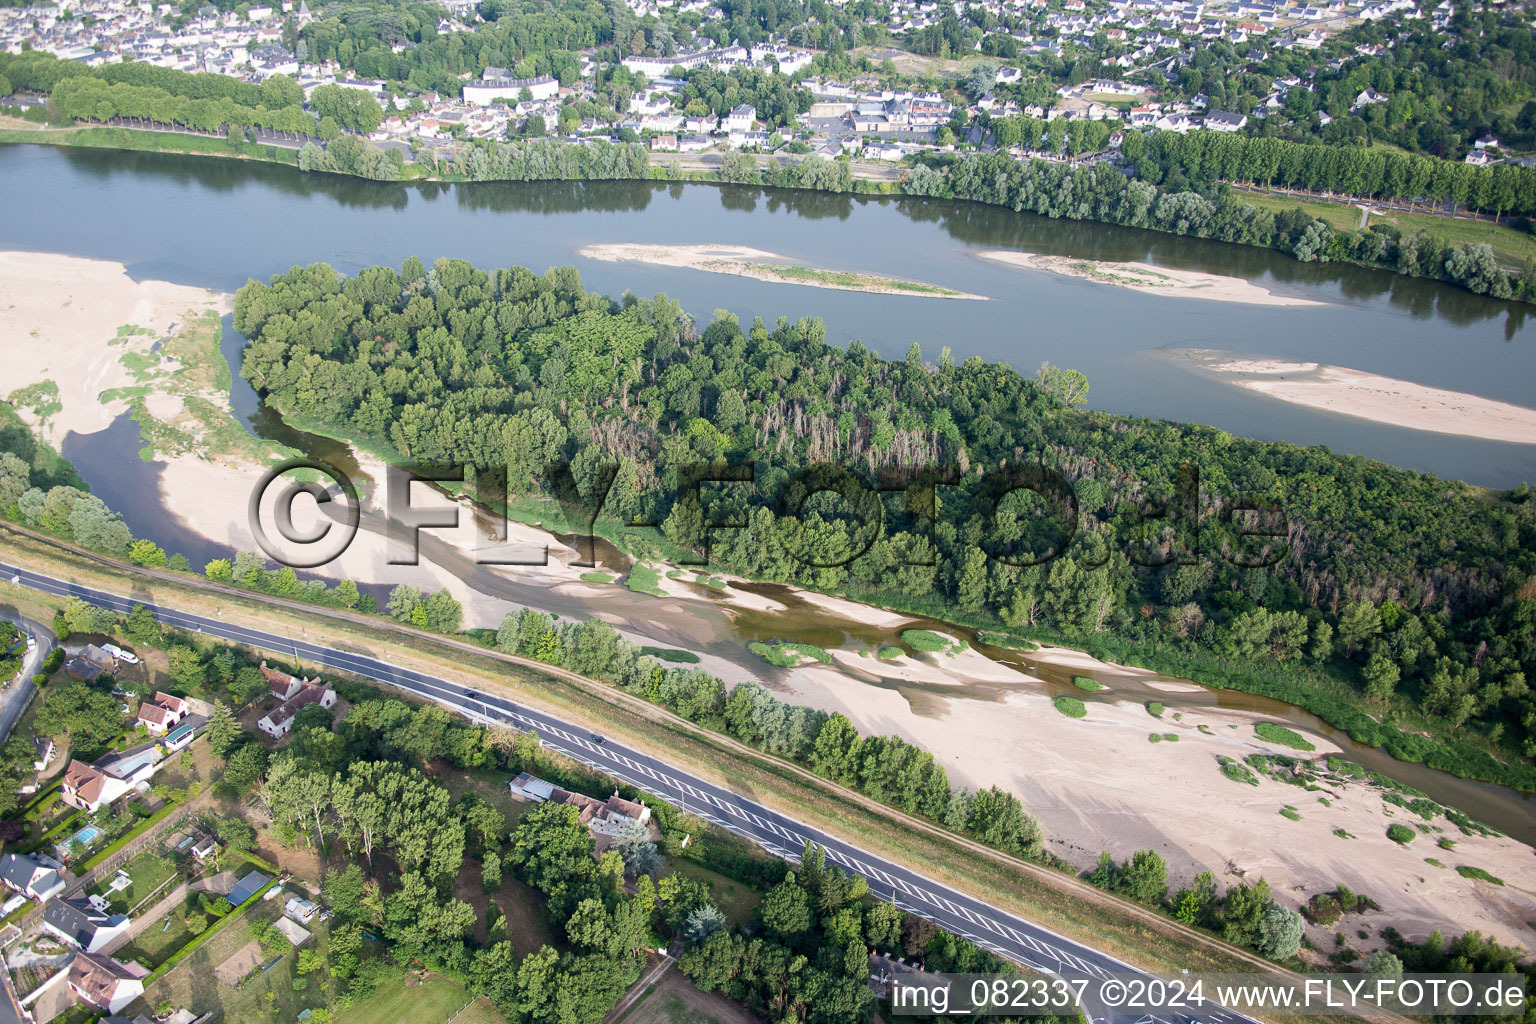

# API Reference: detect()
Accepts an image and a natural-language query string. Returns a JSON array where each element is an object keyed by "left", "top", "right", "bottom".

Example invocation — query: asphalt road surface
[
  {"left": 0, "top": 608, "right": 52, "bottom": 742},
  {"left": 1, "top": 559, "right": 1255, "bottom": 1024}
]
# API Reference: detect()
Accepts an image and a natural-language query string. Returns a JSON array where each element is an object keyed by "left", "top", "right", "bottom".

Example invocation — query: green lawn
[
  {"left": 91, "top": 850, "right": 179, "bottom": 914},
  {"left": 1238, "top": 189, "right": 1536, "bottom": 266},
  {"left": 335, "top": 975, "right": 477, "bottom": 1024},
  {"left": 113, "top": 909, "right": 195, "bottom": 969},
  {"left": 666, "top": 858, "right": 763, "bottom": 927}
]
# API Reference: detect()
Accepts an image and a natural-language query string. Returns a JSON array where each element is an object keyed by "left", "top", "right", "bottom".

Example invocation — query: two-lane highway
[{"left": 1, "top": 559, "right": 1251, "bottom": 1024}]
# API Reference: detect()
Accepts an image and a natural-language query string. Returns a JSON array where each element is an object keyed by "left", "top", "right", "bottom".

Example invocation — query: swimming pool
[{"left": 55, "top": 825, "right": 102, "bottom": 860}]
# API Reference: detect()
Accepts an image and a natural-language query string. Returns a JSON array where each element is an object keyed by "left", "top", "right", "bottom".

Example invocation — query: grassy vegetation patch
[
  {"left": 742, "top": 262, "right": 967, "bottom": 297},
  {"left": 748, "top": 641, "right": 832, "bottom": 666},
  {"left": 1387, "top": 824, "right": 1416, "bottom": 844},
  {"left": 625, "top": 564, "right": 667, "bottom": 597},
  {"left": 1334, "top": 828, "right": 1355, "bottom": 839},
  {"left": 1071, "top": 675, "right": 1106, "bottom": 692},
  {"left": 578, "top": 571, "right": 613, "bottom": 584},
  {"left": 1146, "top": 701, "right": 1166, "bottom": 717},
  {"left": 1161, "top": 732, "right": 1179, "bottom": 742},
  {"left": 1255, "top": 721, "right": 1316, "bottom": 751},
  {"left": 1454, "top": 865, "right": 1505, "bottom": 885},
  {"left": 900, "top": 628, "right": 959, "bottom": 653},
  {"left": 975, "top": 631, "right": 1038, "bottom": 651},
  {"left": 639, "top": 646, "right": 700, "bottom": 664},
  {"left": 876, "top": 645, "right": 904, "bottom": 660},
  {"left": 1052, "top": 695, "right": 1087, "bottom": 718},
  {"left": 1280, "top": 806, "right": 1301, "bottom": 821},
  {"left": 1218, "top": 755, "right": 1260, "bottom": 786}
]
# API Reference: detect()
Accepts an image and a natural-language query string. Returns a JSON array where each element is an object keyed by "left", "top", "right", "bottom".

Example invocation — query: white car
[
  {"left": 102, "top": 643, "right": 140, "bottom": 665},
  {"left": 25, "top": 637, "right": 35, "bottom": 652}
]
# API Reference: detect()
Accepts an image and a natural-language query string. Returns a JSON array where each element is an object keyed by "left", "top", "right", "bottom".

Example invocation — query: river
[
  {"left": 2, "top": 143, "right": 1535, "bottom": 485},
  {"left": 3, "top": 141, "right": 1533, "bottom": 842}
]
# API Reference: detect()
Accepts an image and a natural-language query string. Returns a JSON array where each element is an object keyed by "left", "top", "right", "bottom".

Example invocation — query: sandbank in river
[
  {"left": 1178, "top": 350, "right": 1536, "bottom": 444},
  {"left": 977, "top": 250, "right": 1325, "bottom": 307},
  {"left": 579, "top": 243, "right": 986, "bottom": 300}
]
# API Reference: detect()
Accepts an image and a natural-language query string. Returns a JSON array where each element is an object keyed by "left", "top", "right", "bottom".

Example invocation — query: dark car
[{"left": 589, "top": 733, "right": 605, "bottom": 744}]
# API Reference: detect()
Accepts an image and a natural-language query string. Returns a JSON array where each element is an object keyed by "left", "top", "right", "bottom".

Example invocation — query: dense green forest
[{"left": 232, "top": 259, "right": 1536, "bottom": 787}]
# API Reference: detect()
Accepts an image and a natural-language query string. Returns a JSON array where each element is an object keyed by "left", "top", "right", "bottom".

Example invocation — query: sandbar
[
  {"left": 1181, "top": 350, "right": 1536, "bottom": 444},
  {"left": 579, "top": 243, "right": 985, "bottom": 300},
  {"left": 977, "top": 250, "right": 1324, "bottom": 307},
  {"left": 0, "top": 250, "right": 231, "bottom": 442}
]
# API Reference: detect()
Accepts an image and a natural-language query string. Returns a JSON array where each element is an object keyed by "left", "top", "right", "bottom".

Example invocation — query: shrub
[
  {"left": 1255, "top": 722, "right": 1316, "bottom": 751},
  {"left": 1386, "top": 824, "right": 1415, "bottom": 844},
  {"left": 1280, "top": 806, "right": 1301, "bottom": 821},
  {"left": 1072, "top": 676, "right": 1106, "bottom": 692},
  {"left": 1052, "top": 696, "right": 1087, "bottom": 718},
  {"left": 1218, "top": 756, "right": 1260, "bottom": 786},
  {"left": 1454, "top": 865, "right": 1504, "bottom": 885},
  {"left": 901, "top": 629, "right": 956, "bottom": 652},
  {"left": 1146, "top": 702, "right": 1165, "bottom": 717}
]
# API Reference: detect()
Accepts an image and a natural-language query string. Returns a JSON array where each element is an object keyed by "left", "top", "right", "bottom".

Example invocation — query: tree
[
  {"left": 683, "top": 904, "right": 726, "bottom": 945},
  {"left": 1256, "top": 902, "right": 1304, "bottom": 960},
  {"left": 760, "top": 874, "right": 812, "bottom": 937},
  {"left": 206, "top": 702, "right": 242, "bottom": 758},
  {"left": 1363, "top": 949, "right": 1403, "bottom": 975},
  {"left": 1036, "top": 362, "right": 1089, "bottom": 406}
]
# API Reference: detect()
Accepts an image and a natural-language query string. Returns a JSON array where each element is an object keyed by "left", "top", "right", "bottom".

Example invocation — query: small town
[{"left": 1, "top": 0, "right": 1524, "bottom": 171}]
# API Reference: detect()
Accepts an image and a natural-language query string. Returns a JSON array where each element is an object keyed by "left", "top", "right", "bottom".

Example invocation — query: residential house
[
  {"left": 43, "top": 896, "right": 132, "bottom": 953},
  {"left": 66, "top": 953, "right": 147, "bottom": 1015},
  {"left": 509, "top": 774, "right": 654, "bottom": 855},
  {"left": 255, "top": 663, "right": 337, "bottom": 739},
  {"left": 59, "top": 744, "right": 162, "bottom": 813},
  {"left": 1205, "top": 109, "right": 1248, "bottom": 131},
  {"left": 1352, "top": 87, "right": 1388, "bottom": 110},
  {"left": 33, "top": 737, "right": 55, "bottom": 772},
  {"left": 136, "top": 692, "right": 187, "bottom": 735},
  {"left": 0, "top": 852, "right": 66, "bottom": 902},
  {"left": 725, "top": 103, "right": 756, "bottom": 134}
]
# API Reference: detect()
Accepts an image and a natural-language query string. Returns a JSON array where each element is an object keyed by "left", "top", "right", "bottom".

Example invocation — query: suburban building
[
  {"left": 65, "top": 953, "right": 147, "bottom": 1014},
  {"left": 32, "top": 737, "right": 55, "bottom": 772},
  {"left": 725, "top": 103, "right": 756, "bottom": 134},
  {"left": 60, "top": 743, "right": 163, "bottom": 813},
  {"left": 285, "top": 896, "right": 320, "bottom": 924},
  {"left": 0, "top": 852, "right": 66, "bottom": 902},
  {"left": 461, "top": 72, "right": 558, "bottom": 106},
  {"left": 1205, "top": 109, "right": 1248, "bottom": 131},
  {"left": 509, "top": 774, "right": 654, "bottom": 853},
  {"left": 42, "top": 896, "right": 132, "bottom": 953},
  {"left": 225, "top": 870, "right": 270, "bottom": 908},
  {"left": 136, "top": 692, "right": 188, "bottom": 734},
  {"left": 256, "top": 662, "right": 337, "bottom": 738}
]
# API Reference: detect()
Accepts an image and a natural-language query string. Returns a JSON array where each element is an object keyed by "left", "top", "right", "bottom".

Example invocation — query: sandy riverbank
[
  {"left": 0, "top": 250, "right": 231, "bottom": 442},
  {"left": 977, "top": 250, "right": 1324, "bottom": 307},
  {"left": 579, "top": 243, "right": 986, "bottom": 300},
  {"left": 1179, "top": 350, "right": 1536, "bottom": 444},
  {"left": 776, "top": 626, "right": 1536, "bottom": 952}
]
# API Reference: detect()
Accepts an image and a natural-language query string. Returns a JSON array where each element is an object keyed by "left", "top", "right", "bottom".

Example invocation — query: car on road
[
  {"left": 25, "top": 637, "right": 35, "bottom": 652},
  {"left": 589, "top": 733, "right": 605, "bottom": 744},
  {"left": 102, "top": 643, "right": 139, "bottom": 664}
]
